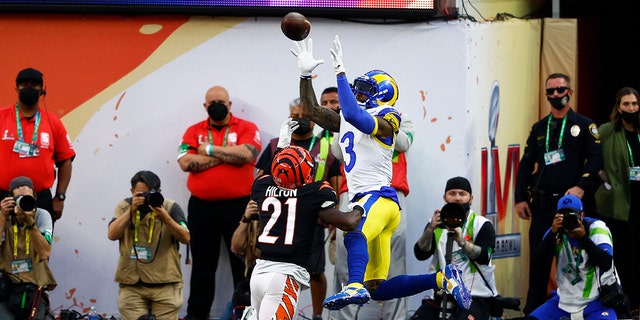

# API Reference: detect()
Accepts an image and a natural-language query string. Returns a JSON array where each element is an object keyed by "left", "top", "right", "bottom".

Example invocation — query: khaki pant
[{"left": 118, "top": 282, "right": 183, "bottom": 320}]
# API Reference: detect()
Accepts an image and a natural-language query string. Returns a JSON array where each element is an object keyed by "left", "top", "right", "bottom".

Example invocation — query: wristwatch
[{"left": 55, "top": 193, "right": 66, "bottom": 201}]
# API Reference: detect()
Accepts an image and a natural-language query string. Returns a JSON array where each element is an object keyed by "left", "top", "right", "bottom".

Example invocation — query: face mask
[
  {"left": 19, "top": 87, "right": 40, "bottom": 107},
  {"left": 293, "top": 118, "right": 312, "bottom": 135},
  {"left": 547, "top": 95, "right": 569, "bottom": 110},
  {"left": 460, "top": 202, "right": 471, "bottom": 213},
  {"left": 621, "top": 110, "right": 639, "bottom": 124},
  {"left": 207, "top": 102, "right": 228, "bottom": 121}
]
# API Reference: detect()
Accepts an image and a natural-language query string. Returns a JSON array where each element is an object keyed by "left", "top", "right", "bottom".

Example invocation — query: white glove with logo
[
  {"left": 277, "top": 118, "right": 299, "bottom": 149},
  {"left": 290, "top": 38, "right": 325, "bottom": 78},
  {"left": 329, "top": 35, "right": 345, "bottom": 75}
]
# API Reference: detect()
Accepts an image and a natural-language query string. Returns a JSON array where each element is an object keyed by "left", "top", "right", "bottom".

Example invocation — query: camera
[
  {"left": 561, "top": 210, "right": 581, "bottom": 231},
  {"left": 14, "top": 195, "right": 36, "bottom": 211},
  {"left": 489, "top": 295, "right": 521, "bottom": 317},
  {"left": 142, "top": 190, "right": 164, "bottom": 207},
  {"left": 438, "top": 203, "right": 466, "bottom": 229}
]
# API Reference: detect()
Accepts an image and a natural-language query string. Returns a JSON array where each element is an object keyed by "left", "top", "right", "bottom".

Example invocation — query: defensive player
[
  {"left": 249, "top": 144, "right": 363, "bottom": 320},
  {"left": 290, "top": 36, "right": 472, "bottom": 311}
]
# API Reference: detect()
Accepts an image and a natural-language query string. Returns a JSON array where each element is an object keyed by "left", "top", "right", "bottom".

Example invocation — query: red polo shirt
[
  {"left": 0, "top": 104, "right": 76, "bottom": 192},
  {"left": 179, "top": 114, "right": 261, "bottom": 201}
]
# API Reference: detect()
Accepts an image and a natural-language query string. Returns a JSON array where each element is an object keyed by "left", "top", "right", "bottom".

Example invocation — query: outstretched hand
[
  {"left": 277, "top": 118, "right": 299, "bottom": 149},
  {"left": 329, "top": 35, "right": 345, "bottom": 75},
  {"left": 290, "top": 38, "right": 324, "bottom": 78}
]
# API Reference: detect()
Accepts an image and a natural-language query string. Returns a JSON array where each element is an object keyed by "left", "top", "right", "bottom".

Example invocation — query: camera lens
[
  {"left": 440, "top": 203, "right": 466, "bottom": 229},
  {"left": 145, "top": 190, "right": 164, "bottom": 207},
  {"left": 561, "top": 210, "right": 580, "bottom": 230},
  {"left": 15, "top": 195, "right": 36, "bottom": 212}
]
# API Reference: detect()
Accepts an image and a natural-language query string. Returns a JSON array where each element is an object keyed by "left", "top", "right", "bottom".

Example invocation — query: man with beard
[
  {"left": 0, "top": 68, "right": 75, "bottom": 225},
  {"left": 411, "top": 177, "right": 498, "bottom": 320},
  {"left": 178, "top": 85, "right": 261, "bottom": 320},
  {"left": 514, "top": 73, "right": 602, "bottom": 314}
]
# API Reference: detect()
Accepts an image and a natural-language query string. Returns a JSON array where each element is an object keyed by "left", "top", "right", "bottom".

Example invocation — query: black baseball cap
[
  {"left": 16, "top": 68, "right": 43, "bottom": 85},
  {"left": 445, "top": 176, "right": 472, "bottom": 194}
]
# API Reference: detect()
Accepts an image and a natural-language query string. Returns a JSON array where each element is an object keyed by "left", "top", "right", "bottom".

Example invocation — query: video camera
[
  {"left": 438, "top": 203, "right": 466, "bottom": 229},
  {"left": 142, "top": 190, "right": 164, "bottom": 207},
  {"left": 14, "top": 195, "right": 36, "bottom": 212}
]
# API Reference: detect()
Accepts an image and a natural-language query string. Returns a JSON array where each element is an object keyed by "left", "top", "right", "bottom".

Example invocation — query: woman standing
[{"left": 595, "top": 86, "right": 640, "bottom": 316}]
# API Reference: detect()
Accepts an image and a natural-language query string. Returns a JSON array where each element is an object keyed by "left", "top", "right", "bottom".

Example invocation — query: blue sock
[
  {"left": 371, "top": 274, "right": 437, "bottom": 301},
  {"left": 344, "top": 231, "right": 368, "bottom": 285}
]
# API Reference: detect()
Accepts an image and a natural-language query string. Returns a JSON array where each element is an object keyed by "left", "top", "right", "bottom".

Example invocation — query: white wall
[{"left": 46, "top": 17, "right": 541, "bottom": 319}]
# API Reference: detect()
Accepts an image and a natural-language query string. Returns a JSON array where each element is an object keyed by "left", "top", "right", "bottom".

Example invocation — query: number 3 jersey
[{"left": 251, "top": 175, "right": 338, "bottom": 271}]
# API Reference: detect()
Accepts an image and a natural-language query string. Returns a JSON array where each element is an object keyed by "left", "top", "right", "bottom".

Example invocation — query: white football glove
[
  {"left": 290, "top": 38, "right": 325, "bottom": 78},
  {"left": 329, "top": 35, "right": 345, "bottom": 75},
  {"left": 347, "top": 202, "right": 366, "bottom": 217},
  {"left": 277, "top": 118, "right": 299, "bottom": 149}
]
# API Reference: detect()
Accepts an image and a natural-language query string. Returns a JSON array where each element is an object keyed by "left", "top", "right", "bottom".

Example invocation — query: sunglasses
[{"left": 545, "top": 87, "right": 569, "bottom": 95}]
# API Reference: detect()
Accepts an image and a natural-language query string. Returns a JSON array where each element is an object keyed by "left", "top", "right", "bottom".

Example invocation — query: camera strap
[{"left": 470, "top": 259, "right": 496, "bottom": 296}]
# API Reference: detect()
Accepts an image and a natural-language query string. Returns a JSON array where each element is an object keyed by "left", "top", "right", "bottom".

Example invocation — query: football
[{"left": 281, "top": 12, "right": 311, "bottom": 41}]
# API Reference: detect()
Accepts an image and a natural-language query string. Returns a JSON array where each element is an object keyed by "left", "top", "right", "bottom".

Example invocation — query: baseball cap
[
  {"left": 557, "top": 194, "right": 583, "bottom": 212},
  {"left": 445, "top": 176, "right": 472, "bottom": 194},
  {"left": 9, "top": 176, "right": 34, "bottom": 193},
  {"left": 16, "top": 68, "right": 43, "bottom": 85}
]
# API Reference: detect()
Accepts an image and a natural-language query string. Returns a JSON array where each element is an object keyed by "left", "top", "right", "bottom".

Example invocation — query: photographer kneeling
[
  {"left": 0, "top": 176, "right": 56, "bottom": 319},
  {"left": 412, "top": 177, "right": 509, "bottom": 320},
  {"left": 523, "top": 194, "right": 619, "bottom": 320}
]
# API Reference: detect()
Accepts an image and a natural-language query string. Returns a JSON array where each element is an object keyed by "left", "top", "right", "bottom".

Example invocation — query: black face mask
[
  {"left": 621, "top": 110, "right": 639, "bottom": 124},
  {"left": 19, "top": 87, "right": 40, "bottom": 107},
  {"left": 547, "top": 95, "right": 569, "bottom": 110},
  {"left": 207, "top": 102, "right": 229, "bottom": 121},
  {"left": 293, "top": 118, "right": 312, "bottom": 135},
  {"left": 460, "top": 202, "right": 471, "bottom": 213}
]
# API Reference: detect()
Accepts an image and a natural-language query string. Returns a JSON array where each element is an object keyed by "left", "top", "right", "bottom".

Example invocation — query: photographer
[
  {"left": 0, "top": 176, "right": 56, "bottom": 319},
  {"left": 412, "top": 177, "right": 500, "bottom": 320},
  {"left": 524, "top": 195, "right": 617, "bottom": 320},
  {"left": 107, "top": 171, "right": 190, "bottom": 320}
]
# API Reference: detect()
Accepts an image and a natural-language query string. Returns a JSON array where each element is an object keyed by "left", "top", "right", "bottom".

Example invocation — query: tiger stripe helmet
[
  {"left": 271, "top": 145, "right": 315, "bottom": 189},
  {"left": 352, "top": 69, "right": 399, "bottom": 108}
]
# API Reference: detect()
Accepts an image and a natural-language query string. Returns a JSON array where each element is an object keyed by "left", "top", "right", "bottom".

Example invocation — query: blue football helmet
[{"left": 352, "top": 70, "right": 399, "bottom": 108}]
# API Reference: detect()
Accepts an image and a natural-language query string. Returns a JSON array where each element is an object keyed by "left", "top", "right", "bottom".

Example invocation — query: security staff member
[
  {"left": 514, "top": 73, "right": 602, "bottom": 314},
  {"left": 0, "top": 68, "right": 76, "bottom": 223}
]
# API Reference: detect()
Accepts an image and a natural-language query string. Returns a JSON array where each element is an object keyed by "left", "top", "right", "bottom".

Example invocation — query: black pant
[
  {"left": 523, "top": 193, "right": 559, "bottom": 315},
  {"left": 185, "top": 195, "right": 249, "bottom": 319}
]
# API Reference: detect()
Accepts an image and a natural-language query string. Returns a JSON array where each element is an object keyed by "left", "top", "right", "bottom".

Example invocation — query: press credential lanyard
[
  {"left": 545, "top": 114, "right": 567, "bottom": 152},
  {"left": 208, "top": 126, "right": 230, "bottom": 147},
  {"left": 134, "top": 211, "right": 155, "bottom": 244},
  {"left": 12, "top": 224, "right": 30, "bottom": 257},
  {"left": 625, "top": 133, "right": 640, "bottom": 167},
  {"left": 15, "top": 104, "right": 41, "bottom": 145}
]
